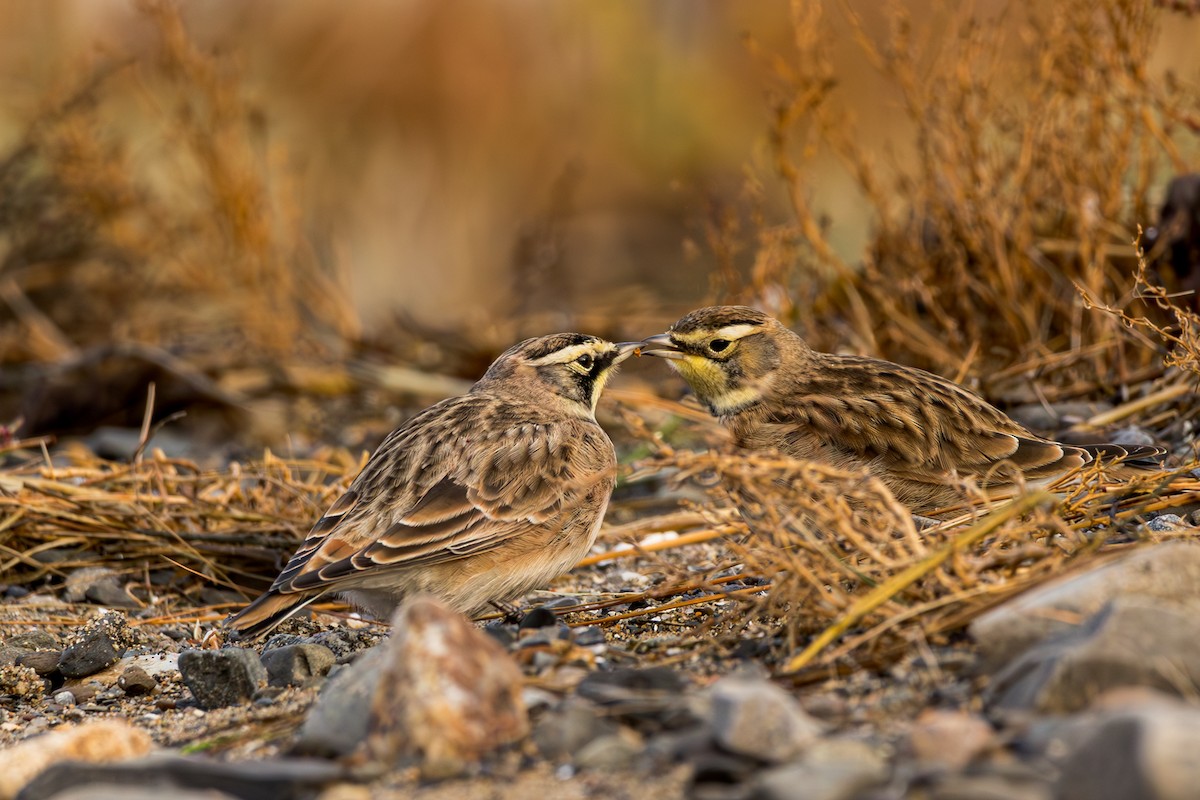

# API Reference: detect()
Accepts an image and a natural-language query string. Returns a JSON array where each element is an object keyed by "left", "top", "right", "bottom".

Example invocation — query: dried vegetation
[{"left": 1, "top": 0, "right": 1200, "bottom": 679}]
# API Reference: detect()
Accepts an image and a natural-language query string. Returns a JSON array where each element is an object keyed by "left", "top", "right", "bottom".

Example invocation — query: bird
[
  {"left": 639, "top": 306, "right": 1166, "bottom": 515},
  {"left": 226, "top": 334, "right": 639, "bottom": 639}
]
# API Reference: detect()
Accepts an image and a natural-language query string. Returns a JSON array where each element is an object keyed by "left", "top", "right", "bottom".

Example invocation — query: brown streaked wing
[{"left": 278, "top": 412, "right": 614, "bottom": 592}]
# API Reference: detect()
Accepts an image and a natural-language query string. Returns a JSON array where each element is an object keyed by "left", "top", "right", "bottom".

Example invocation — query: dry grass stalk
[
  {"left": 0, "top": 2, "right": 358, "bottom": 368},
  {"left": 0, "top": 446, "right": 359, "bottom": 599},
  {"left": 638, "top": 447, "right": 1200, "bottom": 672},
  {"left": 724, "top": 0, "right": 1200, "bottom": 400}
]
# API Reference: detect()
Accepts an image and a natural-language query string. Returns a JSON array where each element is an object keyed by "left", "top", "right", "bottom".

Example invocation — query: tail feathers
[
  {"left": 224, "top": 591, "right": 322, "bottom": 641},
  {"left": 1080, "top": 443, "right": 1168, "bottom": 469}
]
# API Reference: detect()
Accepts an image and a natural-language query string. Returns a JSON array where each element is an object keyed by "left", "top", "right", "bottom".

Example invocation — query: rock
[
  {"left": 1007, "top": 402, "right": 1110, "bottom": 431},
  {"left": 7, "top": 631, "right": 59, "bottom": 651},
  {"left": 751, "top": 738, "right": 889, "bottom": 800},
  {"left": 518, "top": 606, "right": 558, "bottom": 631},
  {"left": 0, "top": 645, "right": 24, "bottom": 668},
  {"left": 261, "top": 644, "right": 336, "bottom": 687},
  {"left": 925, "top": 763, "right": 1054, "bottom": 800},
  {"left": 301, "top": 629, "right": 382, "bottom": 661},
  {"left": 293, "top": 646, "right": 388, "bottom": 757},
  {"left": 573, "top": 626, "right": 606, "bottom": 647},
  {"left": 1109, "top": 425, "right": 1157, "bottom": 447},
  {"left": 116, "top": 666, "right": 157, "bottom": 696},
  {"left": 1146, "top": 514, "right": 1185, "bottom": 532},
  {"left": 1056, "top": 703, "right": 1200, "bottom": 800},
  {"left": 533, "top": 699, "right": 619, "bottom": 762},
  {"left": 178, "top": 647, "right": 267, "bottom": 710},
  {"left": 908, "top": 709, "right": 996, "bottom": 768},
  {"left": 988, "top": 596, "right": 1200, "bottom": 713},
  {"left": 576, "top": 667, "right": 698, "bottom": 732},
  {"left": 63, "top": 568, "right": 119, "bottom": 603},
  {"left": 709, "top": 674, "right": 825, "bottom": 763},
  {"left": 365, "top": 595, "right": 528, "bottom": 774},
  {"left": 16, "top": 650, "right": 62, "bottom": 677},
  {"left": 57, "top": 632, "right": 121, "bottom": 680},
  {"left": 62, "top": 567, "right": 139, "bottom": 609},
  {"left": 573, "top": 730, "right": 642, "bottom": 771},
  {"left": 13, "top": 753, "right": 346, "bottom": 800},
  {"left": 0, "top": 720, "right": 152, "bottom": 800},
  {"left": 25, "top": 786, "right": 235, "bottom": 800},
  {"left": 970, "top": 541, "right": 1200, "bottom": 669}
]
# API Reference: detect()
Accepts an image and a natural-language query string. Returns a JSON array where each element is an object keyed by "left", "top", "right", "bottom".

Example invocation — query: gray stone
[
  {"left": 7, "top": 631, "right": 59, "bottom": 651},
  {"left": 1146, "top": 514, "right": 1185, "bottom": 532},
  {"left": 178, "top": 647, "right": 267, "bottom": 710},
  {"left": 751, "top": 737, "right": 888, "bottom": 800},
  {"left": 58, "top": 631, "right": 121, "bottom": 679},
  {"left": 533, "top": 699, "right": 619, "bottom": 761},
  {"left": 709, "top": 674, "right": 825, "bottom": 763},
  {"left": 1056, "top": 703, "right": 1200, "bottom": 800},
  {"left": 573, "top": 732, "right": 641, "bottom": 771},
  {"left": 61, "top": 566, "right": 139, "bottom": 608},
  {"left": 970, "top": 541, "right": 1200, "bottom": 670},
  {"left": 928, "top": 766, "right": 1054, "bottom": 800},
  {"left": 63, "top": 567, "right": 120, "bottom": 603},
  {"left": 16, "top": 650, "right": 62, "bottom": 676},
  {"left": 988, "top": 596, "right": 1200, "bottom": 713},
  {"left": 576, "top": 667, "right": 698, "bottom": 732},
  {"left": 260, "top": 644, "right": 335, "bottom": 687},
  {"left": 1110, "top": 425, "right": 1157, "bottom": 447},
  {"left": 13, "top": 753, "right": 345, "bottom": 800},
  {"left": 294, "top": 646, "right": 388, "bottom": 757},
  {"left": 1007, "top": 402, "right": 1110, "bottom": 431},
  {"left": 907, "top": 709, "right": 995, "bottom": 768}
]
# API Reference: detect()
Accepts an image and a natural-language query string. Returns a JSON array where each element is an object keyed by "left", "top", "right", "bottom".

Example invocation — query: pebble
[
  {"left": 178, "top": 647, "right": 267, "bottom": 710},
  {"left": 907, "top": 708, "right": 995, "bottom": 768},
  {"left": 58, "top": 632, "right": 122, "bottom": 680},
  {"left": 1146, "top": 514, "right": 1185, "bottom": 532},
  {"left": 970, "top": 541, "right": 1200, "bottom": 670},
  {"left": 16, "top": 650, "right": 63, "bottom": 677},
  {"left": 576, "top": 667, "right": 697, "bottom": 732},
  {"left": 988, "top": 596, "right": 1200, "bottom": 713},
  {"left": 7, "top": 631, "right": 59, "bottom": 651},
  {"left": 1056, "top": 702, "right": 1200, "bottom": 800},
  {"left": 751, "top": 738, "right": 889, "bottom": 800},
  {"left": 13, "top": 753, "right": 346, "bottom": 800},
  {"left": 573, "top": 626, "right": 606, "bottom": 647},
  {"left": 117, "top": 665, "right": 157, "bottom": 696},
  {"left": 532, "top": 699, "right": 619, "bottom": 762},
  {"left": 573, "top": 731, "right": 642, "bottom": 771},
  {"left": 260, "top": 643, "right": 336, "bottom": 688},
  {"left": 294, "top": 646, "right": 388, "bottom": 757},
  {"left": 365, "top": 595, "right": 528, "bottom": 774},
  {"left": 709, "top": 674, "right": 825, "bottom": 763},
  {"left": 518, "top": 606, "right": 558, "bottom": 631}
]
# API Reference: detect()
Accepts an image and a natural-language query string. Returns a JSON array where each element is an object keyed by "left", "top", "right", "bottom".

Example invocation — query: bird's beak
[
  {"left": 638, "top": 333, "right": 684, "bottom": 360},
  {"left": 611, "top": 341, "right": 644, "bottom": 364}
]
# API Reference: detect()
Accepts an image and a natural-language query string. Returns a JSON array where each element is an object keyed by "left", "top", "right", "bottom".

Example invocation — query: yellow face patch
[{"left": 665, "top": 354, "right": 759, "bottom": 414}]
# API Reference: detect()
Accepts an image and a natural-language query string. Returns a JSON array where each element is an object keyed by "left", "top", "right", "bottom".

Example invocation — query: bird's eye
[
  {"left": 575, "top": 353, "right": 594, "bottom": 370},
  {"left": 709, "top": 339, "right": 731, "bottom": 353}
]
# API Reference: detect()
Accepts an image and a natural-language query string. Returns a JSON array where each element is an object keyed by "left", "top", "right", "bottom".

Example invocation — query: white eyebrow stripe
[
  {"left": 714, "top": 324, "right": 761, "bottom": 340},
  {"left": 529, "top": 343, "right": 605, "bottom": 366}
]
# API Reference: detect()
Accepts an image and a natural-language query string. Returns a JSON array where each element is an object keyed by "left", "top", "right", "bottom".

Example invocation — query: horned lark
[
  {"left": 226, "top": 334, "right": 638, "bottom": 639},
  {"left": 641, "top": 306, "right": 1165, "bottom": 514}
]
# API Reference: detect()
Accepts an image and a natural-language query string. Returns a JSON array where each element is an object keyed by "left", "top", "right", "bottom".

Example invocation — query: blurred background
[{"left": 0, "top": 0, "right": 1198, "bottom": 455}]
